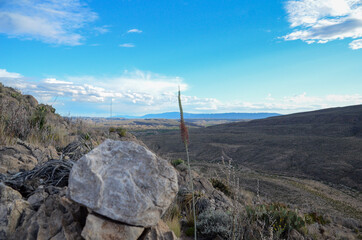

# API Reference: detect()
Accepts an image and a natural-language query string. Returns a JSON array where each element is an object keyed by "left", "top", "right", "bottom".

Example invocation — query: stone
[
  {"left": 69, "top": 139, "right": 178, "bottom": 227},
  {"left": 144, "top": 220, "right": 178, "bottom": 240},
  {"left": 12, "top": 188, "right": 85, "bottom": 240},
  {"left": 0, "top": 183, "right": 30, "bottom": 239},
  {"left": 27, "top": 188, "right": 49, "bottom": 209},
  {"left": 0, "top": 140, "right": 59, "bottom": 174},
  {"left": 81, "top": 214, "right": 144, "bottom": 240}
]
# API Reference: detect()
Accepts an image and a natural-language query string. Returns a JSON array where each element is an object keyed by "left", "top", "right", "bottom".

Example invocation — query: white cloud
[
  {"left": 349, "top": 38, "right": 362, "bottom": 49},
  {"left": 1, "top": 68, "right": 361, "bottom": 115},
  {"left": 0, "top": 69, "right": 22, "bottom": 78},
  {"left": 0, "top": 0, "right": 98, "bottom": 45},
  {"left": 283, "top": 0, "right": 362, "bottom": 49},
  {"left": 94, "top": 25, "right": 110, "bottom": 34},
  {"left": 127, "top": 29, "right": 142, "bottom": 33},
  {"left": 119, "top": 43, "right": 135, "bottom": 48}
]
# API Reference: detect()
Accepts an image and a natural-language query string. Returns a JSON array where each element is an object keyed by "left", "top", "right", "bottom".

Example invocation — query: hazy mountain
[{"left": 113, "top": 112, "right": 281, "bottom": 119}]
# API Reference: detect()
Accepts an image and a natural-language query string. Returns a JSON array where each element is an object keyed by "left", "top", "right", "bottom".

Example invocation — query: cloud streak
[
  {"left": 0, "top": 69, "right": 361, "bottom": 116},
  {"left": 283, "top": 0, "right": 362, "bottom": 49},
  {"left": 119, "top": 43, "right": 135, "bottom": 48},
  {"left": 127, "top": 29, "right": 142, "bottom": 34},
  {"left": 0, "top": 0, "right": 98, "bottom": 45}
]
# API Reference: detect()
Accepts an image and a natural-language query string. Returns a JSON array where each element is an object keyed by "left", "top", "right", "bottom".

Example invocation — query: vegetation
[
  {"left": 304, "top": 212, "right": 330, "bottom": 225},
  {"left": 171, "top": 158, "right": 184, "bottom": 167},
  {"left": 109, "top": 126, "right": 127, "bottom": 137},
  {"left": 245, "top": 202, "right": 306, "bottom": 238},
  {"left": 178, "top": 89, "right": 197, "bottom": 239},
  {"left": 197, "top": 209, "right": 232, "bottom": 239},
  {"left": 210, "top": 178, "right": 232, "bottom": 197},
  {"left": 165, "top": 217, "right": 181, "bottom": 238}
]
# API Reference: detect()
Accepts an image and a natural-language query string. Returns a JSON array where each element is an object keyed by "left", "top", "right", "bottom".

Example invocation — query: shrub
[
  {"left": 31, "top": 105, "right": 48, "bottom": 130},
  {"left": 109, "top": 127, "right": 127, "bottom": 137},
  {"left": 164, "top": 204, "right": 181, "bottom": 220},
  {"left": 246, "top": 202, "right": 306, "bottom": 238},
  {"left": 210, "top": 178, "right": 232, "bottom": 197},
  {"left": 10, "top": 91, "right": 21, "bottom": 100},
  {"left": 171, "top": 158, "right": 184, "bottom": 167},
  {"left": 305, "top": 212, "right": 329, "bottom": 225},
  {"left": 197, "top": 209, "right": 232, "bottom": 239}
]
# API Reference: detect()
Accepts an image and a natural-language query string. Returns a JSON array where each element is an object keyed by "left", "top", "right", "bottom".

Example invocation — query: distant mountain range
[{"left": 113, "top": 112, "right": 281, "bottom": 119}]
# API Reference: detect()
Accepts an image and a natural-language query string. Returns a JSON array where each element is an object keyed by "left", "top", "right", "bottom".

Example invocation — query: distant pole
[{"left": 110, "top": 98, "right": 112, "bottom": 118}]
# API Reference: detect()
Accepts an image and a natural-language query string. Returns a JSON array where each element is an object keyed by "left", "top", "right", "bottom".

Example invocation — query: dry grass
[{"left": 165, "top": 216, "right": 181, "bottom": 238}]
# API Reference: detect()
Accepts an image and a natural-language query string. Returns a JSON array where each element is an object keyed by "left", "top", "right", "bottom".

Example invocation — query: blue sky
[{"left": 0, "top": 0, "right": 361, "bottom": 116}]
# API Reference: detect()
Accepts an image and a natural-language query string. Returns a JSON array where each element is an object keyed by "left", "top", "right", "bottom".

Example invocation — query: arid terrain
[
  {"left": 137, "top": 105, "right": 362, "bottom": 191},
  {"left": 1, "top": 83, "right": 361, "bottom": 239},
  {"left": 136, "top": 105, "right": 362, "bottom": 233}
]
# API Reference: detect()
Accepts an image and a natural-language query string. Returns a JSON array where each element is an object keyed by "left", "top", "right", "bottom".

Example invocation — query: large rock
[
  {"left": 0, "top": 183, "right": 30, "bottom": 239},
  {"left": 81, "top": 214, "right": 144, "bottom": 240},
  {"left": 69, "top": 139, "right": 178, "bottom": 227}
]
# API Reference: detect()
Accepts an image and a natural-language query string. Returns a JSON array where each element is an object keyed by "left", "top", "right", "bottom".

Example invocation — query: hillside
[
  {"left": 137, "top": 105, "right": 362, "bottom": 191},
  {"left": 1, "top": 87, "right": 361, "bottom": 239}
]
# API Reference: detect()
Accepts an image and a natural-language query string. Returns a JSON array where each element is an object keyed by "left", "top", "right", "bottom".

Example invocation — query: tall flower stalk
[{"left": 178, "top": 88, "right": 197, "bottom": 239}]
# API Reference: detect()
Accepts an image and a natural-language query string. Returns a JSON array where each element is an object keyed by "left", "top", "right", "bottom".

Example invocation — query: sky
[{"left": 0, "top": 0, "right": 361, "bottom": 117}]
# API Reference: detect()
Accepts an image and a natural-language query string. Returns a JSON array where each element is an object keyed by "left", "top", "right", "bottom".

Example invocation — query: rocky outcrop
[
  {"left": 69, "top": 139, "right": 178, "bottom": 227},
  {"left": 81, "top": 214, "right": 144, "bottom": 240},
  {"left": 12, "top": 188, "right": 85, "bottom": 240},
  {"left": 0, "top": 140, "right": 58, "bottom": 174},
  {"left": 0, "top": 183, "right": 30, "bottom": 239}
]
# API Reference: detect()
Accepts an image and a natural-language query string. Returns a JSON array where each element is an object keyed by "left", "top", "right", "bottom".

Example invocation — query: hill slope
[{"left": 138, "top": 105, "right": 362, "bottom": 191}]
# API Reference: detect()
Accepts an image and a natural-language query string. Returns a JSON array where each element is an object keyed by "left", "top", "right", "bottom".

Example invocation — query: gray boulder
[{"left": 68, "top": 139, "right": 178, "bottom": 227}]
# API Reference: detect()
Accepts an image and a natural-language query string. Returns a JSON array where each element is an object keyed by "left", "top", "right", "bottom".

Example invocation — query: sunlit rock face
[{"left": 68, "top": 139, "right": 178, "bottom": 227}]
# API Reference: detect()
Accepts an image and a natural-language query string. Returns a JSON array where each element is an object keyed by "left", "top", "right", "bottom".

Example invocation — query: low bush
[
  {"left": 31, "top": 105, "right": 48, "bottom": 130},
  {"left": 197, "top": 209, "right": 232, "bottom": 239},
  {"left": 246, "top": 202, "right": 306, "bottom": 238},
  {"left": 210, "top": 178, "right": 232, "bottom": 197},
  {"left": 171, "top": 158, "right": 184, "bottom": 167},
  {"left": 304, "top": 212, "right": 330, "bottom": 225},
  {"left": 109, "top": 127, "right": 127, "bottom": 137}
]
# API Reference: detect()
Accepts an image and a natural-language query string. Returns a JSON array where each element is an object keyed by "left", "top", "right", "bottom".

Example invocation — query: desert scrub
[
  {"left": 109, "top": 127, "right": 127, "bottom": 137},
  {"left": 31, "top": 105, "right": 48, "bottom": 130},
  {"left": 210, "top": 178, "right": 232, "bottom": 197},
  {"left": 246, "top": 202, "right": 306, "bottom": 238},
  {"left": 171, "top": 158, "right": 184, "bottom": 167},
  {"left": 197, "top": 209, "right": 232, "bottom": 239},
  {"left": 304, "top": 212, "right": 330, "bottom": 225}
]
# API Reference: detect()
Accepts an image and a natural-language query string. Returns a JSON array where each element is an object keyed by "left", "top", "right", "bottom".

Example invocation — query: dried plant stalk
[{"left": 178, "top": 88, "right": 196, "bottom": 239}]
